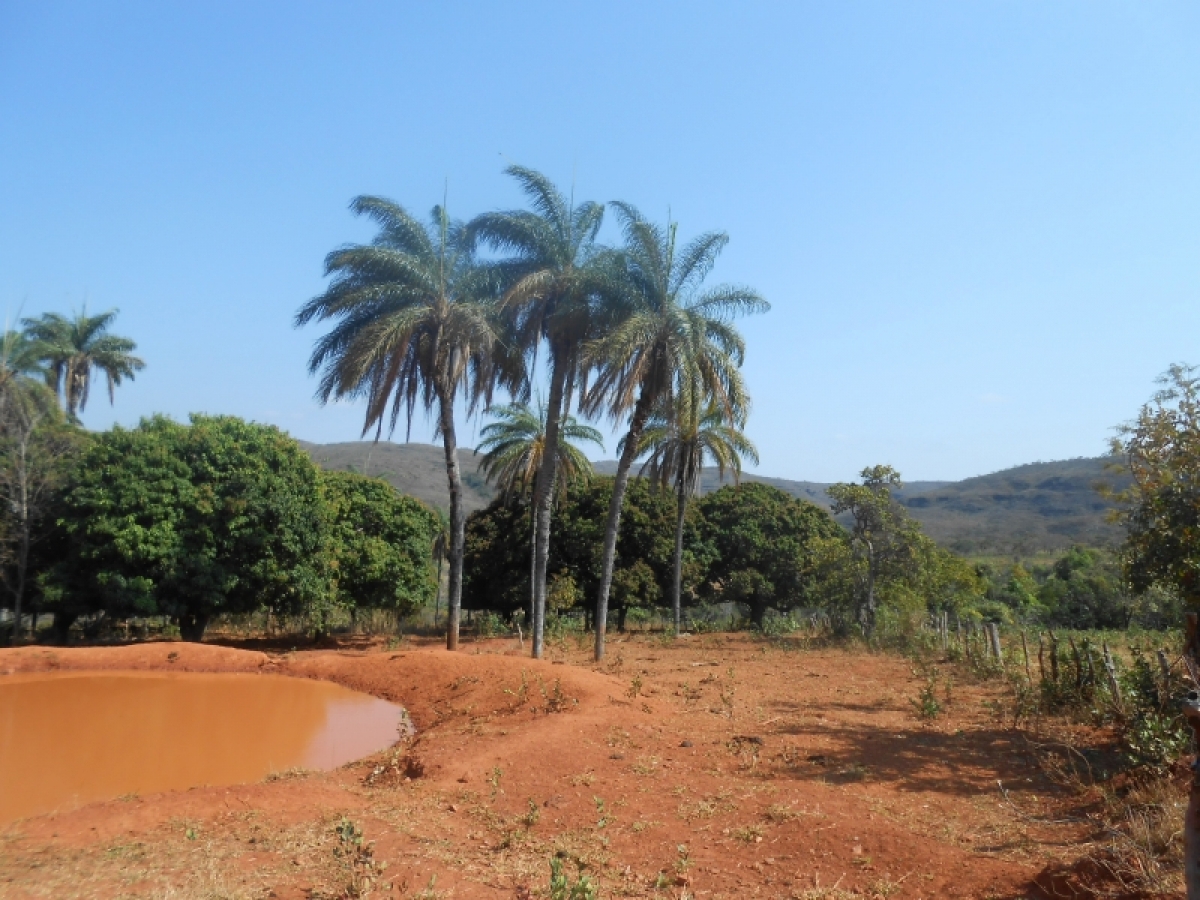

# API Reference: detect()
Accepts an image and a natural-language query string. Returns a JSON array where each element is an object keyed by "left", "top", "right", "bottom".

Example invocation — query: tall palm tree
[
  {"left": 582, "top": 203, "right": 767, "bottom": 660},
  {"left": 296, "top": 197, "right": 510, "bottom": 651},
  {"left": 475, "top": 400, "right": 603, "bottom": 627},
  {"left": 22, "top": 308, "right": 144, "bottom": 418},
  {"left": 639, "top": 389, "right": 759, "bottom": 633},
  {"left": 467, "top": 166, "right": 614, "bottom": 658}
]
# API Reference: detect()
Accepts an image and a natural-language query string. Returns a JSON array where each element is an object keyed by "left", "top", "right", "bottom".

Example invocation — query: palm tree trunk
[
  {"left": 530, "top": 353, "right": 569, "bottom": 659},
  {"left": 438, "top": 390, "right": 466, "bottom": 651},
  {"left": 529, "top": 502, "right": 538, "bottom": 628},
  {"left": 672, "top": 487, "right": 687, "bottom": 635},
  {"left": 593, "top": 392, "right": 653, "bottom": 661},
  {"left": 434, "top": 555, "right": 443, "bottom": 626}
]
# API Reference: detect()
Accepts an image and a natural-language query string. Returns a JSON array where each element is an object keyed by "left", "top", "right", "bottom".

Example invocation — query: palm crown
[
  {"left": 22, "top": 308, "right": 144, "bottom": 418},
  {"left": 583, "top": 202, "right": 766, "bottom": 424},
  {"left": 475, "top": 400, "right": 603, "bottom": 504},
  {"left": 296, "top": 198, "right": 503, "bottom": 437},
  {"left": 640, "top": 391, "right": 759, "bottom": 499},
  {"left": 468, "top": 166, "right": 612, "bottom": 366}
]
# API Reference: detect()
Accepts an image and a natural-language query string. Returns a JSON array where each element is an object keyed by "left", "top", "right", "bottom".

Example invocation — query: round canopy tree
[
  {"left": 321, "top": 469, "right": 439, "bottom": 617},
  {"left": 54, "top": 415, "right": 328, "bottom": 640},
  {"left": 698, "top": 482, "right": 844, "bottom": 628}
]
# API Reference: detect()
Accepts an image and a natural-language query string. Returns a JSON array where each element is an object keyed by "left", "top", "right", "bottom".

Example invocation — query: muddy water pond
[{"left": 0, "top": 671, "right": 409, "bottom": 823}]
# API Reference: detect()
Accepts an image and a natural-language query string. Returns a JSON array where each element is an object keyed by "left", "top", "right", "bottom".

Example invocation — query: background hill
[
  {"left": 299, "top": 441, "right": 1129, "bottom": 557},
  {"left": 297, "top": 441, "right": 496, "bottom": 515}
]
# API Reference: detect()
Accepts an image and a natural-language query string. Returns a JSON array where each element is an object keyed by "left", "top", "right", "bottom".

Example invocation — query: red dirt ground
[{"left": 0, "top": 633, "right": 1154, "bottom": 899}]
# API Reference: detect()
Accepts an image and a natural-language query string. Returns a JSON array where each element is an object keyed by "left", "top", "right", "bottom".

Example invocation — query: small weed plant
[
  {"left": 332, "top": 818, "right": 387, "bottom": 898},
  {"left": 548, "top": 857, "right": 597, "bottom": 900}
]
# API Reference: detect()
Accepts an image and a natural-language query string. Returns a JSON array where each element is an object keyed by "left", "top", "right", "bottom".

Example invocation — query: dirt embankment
[{"left": 0, "top": 636, "right": 1118, "bottom": 898}]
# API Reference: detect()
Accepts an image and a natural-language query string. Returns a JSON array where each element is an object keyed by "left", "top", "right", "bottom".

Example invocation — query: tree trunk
[
  {"left": 529, "top": 502, "right": 538, "bottom": 630},
  {"left": 530, "top": 354, "right": 569, "bottom": 659},
  {"left": 859, "top": 545, "right": 877, "bottom": 640},
  {"left": 9, "top": 431, "right": 30, "bottom": 644},
  {"left": 593, "top": 391, "right": 653, "bottom": 661},
  {"left": 179, "top": 612, "right": 210, "bottom": 642},
  {"left": 437, "top": 389, "right": 465, "bottom": 651},
  {"left": 671, "top": 487, "right": 687, "bottom": 635},
  {"left": 52, "top": 610, "right": 76, "bottom": 644}
]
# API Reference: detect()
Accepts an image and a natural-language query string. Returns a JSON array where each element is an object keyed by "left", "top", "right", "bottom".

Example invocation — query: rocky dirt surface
[{"left": 0, "top": 632, "right": 1132, "bottom": 898}]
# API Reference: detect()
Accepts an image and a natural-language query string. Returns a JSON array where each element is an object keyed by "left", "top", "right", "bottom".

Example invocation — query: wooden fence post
[
  {"left": 987, "top": 623, "right": 1004, "bottom": 668},
  {"left": 1101, "top": 641, "right": 1122, "bottom": 710},
  {"left": 1021, "top": 631, "right": 1033, "bottom": 683},
  {"left": 1158, "top": 648, "right": 1173, "bottom": 703},
  {"left": 1068, "top": 635, "right": 1083, "bottom": 689}
]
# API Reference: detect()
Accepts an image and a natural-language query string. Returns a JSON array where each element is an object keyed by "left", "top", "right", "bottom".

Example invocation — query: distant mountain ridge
[{"left": 299, "top": 440, "right": 1128, "bottom": 556}]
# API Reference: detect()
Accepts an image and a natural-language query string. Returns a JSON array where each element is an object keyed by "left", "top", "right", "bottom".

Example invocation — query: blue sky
[{"left": 1, "top": 2, "right": 1197, "bottom": 482}]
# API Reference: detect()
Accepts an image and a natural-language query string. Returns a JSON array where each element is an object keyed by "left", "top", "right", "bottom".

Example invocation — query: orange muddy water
[{"left": 0, "top": 671, "right": 408, "bottom": 823}]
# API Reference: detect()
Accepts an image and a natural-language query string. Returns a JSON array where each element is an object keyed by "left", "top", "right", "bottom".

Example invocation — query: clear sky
[{"left": 2, "top": 2, "right": 1197, "bottom": 482}]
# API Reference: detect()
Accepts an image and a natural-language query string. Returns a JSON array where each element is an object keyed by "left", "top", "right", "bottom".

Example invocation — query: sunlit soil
[{"left": 0, "top": 633, "right": 1152, "bottom": 898}]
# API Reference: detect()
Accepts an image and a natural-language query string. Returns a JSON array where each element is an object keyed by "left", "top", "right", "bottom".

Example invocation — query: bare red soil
[{"left": 0, "top": 634, "right": 1139, "bottom": 898}]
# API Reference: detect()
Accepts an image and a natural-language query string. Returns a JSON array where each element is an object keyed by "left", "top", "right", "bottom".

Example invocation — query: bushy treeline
[
  {"left": 1, "top": 415, "right": 440, "bottom": 643},
  {"left": 977, "top": 546, "right": 1182, "bottom": 632},
  {"left": 463, "top": 476, "right": 997, "bottom": 634}
]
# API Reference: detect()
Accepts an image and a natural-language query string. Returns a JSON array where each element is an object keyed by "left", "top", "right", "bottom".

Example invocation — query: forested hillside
[{"left": 300, "top": 441, "right": 1127, "bottom": 556}]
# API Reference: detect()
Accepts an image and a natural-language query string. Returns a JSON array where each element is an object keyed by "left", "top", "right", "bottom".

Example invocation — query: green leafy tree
[
  {"left": 462, "top": 476, "right": 692, "bottom": 629},
  {"left": 0, "top": 331, "right": 86, "bottom": 642},
  {"left": 22, "top": 307, "right": 144, "bottom": 418},
  {"left": 461, "top": 497, "right": 533, "bottom": 618},
  {"left": 638, "top": 392, "right": 758, "bottom": 632},
  {"left": 581, "top": 203, "right": 766, "bottom": 660},
  {"left": 827, "top": 465, "right": 923, "bottom": 639},
  {"left": 697, "top": 483, "right": 843, "bottom": 628},
  {"left": 1035, "top": 547, "right": 1133, "bottom": 630},
  {"left": 467, "top": 166, "right": 614, "bottom": 658},
  {"left": 52, "top": 415, "right": 328, "bottom": 641},
  {"left": 474, "top": 400, "right": 602, "bottom": 624},
  {"left": 297, "top": 198, "right": 507, "bottom": 651},
  {"left": 1110, "top": 364, "right": 1200, "bottom": 606},
  {"left": 321, "top": 470, "right": 439, "bottom": 618}
]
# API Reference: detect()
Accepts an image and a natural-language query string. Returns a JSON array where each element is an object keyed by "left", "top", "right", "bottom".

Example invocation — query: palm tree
[
  {"left": 296, "top": 197, "right": 510, "bottom": 651},
  {"left": 581, "top": 203, "right": 767, "bottom": 660},
  {"left": 22, "top": 308, "right": 144, "bottom": 418},
  {"left": 475, "top": 400, "right": 603, "bottom": 627},
  {"left": 639, "top": 389, "right": 759, "bottom": 633},
  {"left": 467, "top": 166, "right": 614, "bottom": 658}
]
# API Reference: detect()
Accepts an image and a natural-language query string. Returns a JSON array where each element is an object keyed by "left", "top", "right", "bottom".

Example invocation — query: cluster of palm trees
[{"left": 297, "top": 166, "right": 768, "bottom": 661}]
